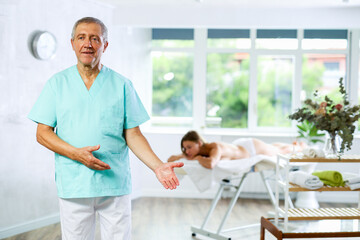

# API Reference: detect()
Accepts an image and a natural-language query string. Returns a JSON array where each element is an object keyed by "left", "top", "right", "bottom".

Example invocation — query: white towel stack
[
  {"left": 343, "top": 173, "right": 360, "bottom": 190},
  {"left": 289, "top": 171, "right": 324, "bottom": 189},
  {"left": 302, "top": 147, "right": 325, "bottom": 158}
]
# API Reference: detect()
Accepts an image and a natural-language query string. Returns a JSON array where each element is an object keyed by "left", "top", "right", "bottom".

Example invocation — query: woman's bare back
[{"left": 200, "top": 142, "right": 251, "bottom": 160}]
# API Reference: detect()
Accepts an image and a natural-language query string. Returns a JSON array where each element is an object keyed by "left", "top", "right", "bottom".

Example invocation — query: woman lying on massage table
[{"left": 167, "top": 130, "right": 306, "bottom": 169}]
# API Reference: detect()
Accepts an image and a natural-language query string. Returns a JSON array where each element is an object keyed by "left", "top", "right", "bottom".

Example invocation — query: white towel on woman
[
  {"left": 302, "top": 147, "right": 325, "bottom": 158},
  {"left": 289, "top": 171, "right": 324, "bottom": 189}
]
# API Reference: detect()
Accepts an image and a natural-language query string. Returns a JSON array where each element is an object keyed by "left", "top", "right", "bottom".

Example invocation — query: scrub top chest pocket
[{"left": 100, "top": 100, "right": 124, "bottom": 154}]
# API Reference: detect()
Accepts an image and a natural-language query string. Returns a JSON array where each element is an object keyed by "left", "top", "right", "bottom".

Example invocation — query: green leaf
[
  {"left": 297, "top": 125, "right": 307, "bottom": 132},
  {"left": 294, "top": 120, "right": 325, "bottom": 145}
]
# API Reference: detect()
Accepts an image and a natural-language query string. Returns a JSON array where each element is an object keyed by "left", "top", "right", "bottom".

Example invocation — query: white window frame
[{"left": 149, "top": 28, "right": 360, "bottom": 135}]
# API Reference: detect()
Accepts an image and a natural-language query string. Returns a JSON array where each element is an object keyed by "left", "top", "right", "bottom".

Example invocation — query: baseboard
[
  {"left": 130, "top": 189, "right": 143, "bottom": 200},
  {"left": 0, "top": 213, "right": 60, "bottom": 239},
  {"left": 140, "top": 188, "right": 217, "bottom": 199},
  {"left": 139, "top": 188, "right": 287, "bottom": 200},
  {"left": 137, "top": 188, "right": 359, "bottom": 204}
]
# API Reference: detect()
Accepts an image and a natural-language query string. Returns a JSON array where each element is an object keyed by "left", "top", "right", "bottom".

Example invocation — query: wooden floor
[{"left": 2, "top": 197, "right": 358, "bottom": 240}]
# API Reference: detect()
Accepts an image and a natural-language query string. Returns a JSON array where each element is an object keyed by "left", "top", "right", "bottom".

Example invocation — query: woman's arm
[
  {"left": 167, "top": 154, "right": 185, "bottom": 162},
  {"left": 196, "top": 143, "right": 222, "bottom": 169}
]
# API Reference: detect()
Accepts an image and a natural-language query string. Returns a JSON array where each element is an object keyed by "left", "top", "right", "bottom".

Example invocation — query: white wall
[{"left": 112, "top": 5, "right": 360, "bottom": 28}]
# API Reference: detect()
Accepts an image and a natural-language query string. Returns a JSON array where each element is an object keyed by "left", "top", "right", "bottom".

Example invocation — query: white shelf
[{"left": 275, "top": 154, "right": 360, "bottom": 227}]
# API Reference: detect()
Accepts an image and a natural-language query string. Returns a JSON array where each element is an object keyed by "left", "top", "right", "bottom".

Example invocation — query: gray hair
[{"left": 71, "top": 17, "right": 108, "bottom": 42}]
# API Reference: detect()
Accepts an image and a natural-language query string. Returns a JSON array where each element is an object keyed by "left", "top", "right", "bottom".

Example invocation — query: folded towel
[
  {"left": 347, "top": 182, "right": 360, "bottom": 190},
  {"left": 312, "top": 171, "right": 345, "bottom": 187},
  {"left": 345, "top": 176, "right": 360, "bottom": 184},
  {"left": 342, "top": 172, "right": 359, "bottom": 182},
  {"left": 302, "top": 148, "right": 325, "bottom": 158},
  {"left": 289, "top": 171, "right": 323, "bottom": 189}
]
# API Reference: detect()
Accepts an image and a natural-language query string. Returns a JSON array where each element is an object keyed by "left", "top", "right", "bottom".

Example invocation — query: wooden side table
[{"left": 260, "top": 217, "right": 360, "bottom": 240}]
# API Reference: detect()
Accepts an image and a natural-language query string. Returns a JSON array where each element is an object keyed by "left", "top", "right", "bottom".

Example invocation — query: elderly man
[{"left": 28, "top": 17, "right": 183, "bottom": 239}]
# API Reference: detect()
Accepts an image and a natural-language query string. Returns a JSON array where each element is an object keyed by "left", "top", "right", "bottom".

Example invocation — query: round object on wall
[{"left": 30, "top": 31, "right": 57, "bottom": 60}]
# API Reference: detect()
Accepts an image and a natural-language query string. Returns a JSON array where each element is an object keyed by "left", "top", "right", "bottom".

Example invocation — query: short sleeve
[
  {"left": 124, "top": 80, "right": 150, "bottom": 129},
  {"left": 28, "top": 79, "right": 57, "bottom": 127}
]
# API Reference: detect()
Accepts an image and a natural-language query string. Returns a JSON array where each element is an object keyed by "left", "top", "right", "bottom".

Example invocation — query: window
[
  {"left": 152, "top": 28, "right": 194, "bottom": 48},
  {"left": 151, "top": 29, "right": 194, "bottom": 127},
  {"left": 206, "top": 29, "right": 251, "bottom": 128},
  {"left": 256, "top": 29, "right": 298, "bottom": 50},
  {"left": 150, "top": 28, "right": 356, "bottom": 132},
  {"left": 301, "top": 30, "right": 348, "bottom": 107},
  {"left": 206, "top": 53, "right": 250, "bottom": 128},
  {"left": 152, "top": 52, "right": 193, "bottom": 118},
  {"left": 302, "top": 54, "right": 346, "bottom": 102},
  {"left": 302, "top": 30, "right": 348, "bottom": 50},
  {"left": 257, "top": 56, "right": 294, "bottom": 127},
  {"left": 207, "top": 29, "right": 251, "bottom": 48}
]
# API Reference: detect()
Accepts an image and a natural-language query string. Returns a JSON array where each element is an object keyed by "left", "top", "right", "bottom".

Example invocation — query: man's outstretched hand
[{"left": 154, "top": 162, "right": 184, "bottom": 190}]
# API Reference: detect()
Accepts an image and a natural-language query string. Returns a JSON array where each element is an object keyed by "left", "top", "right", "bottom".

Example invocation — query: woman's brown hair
[{"left": 181, "top": 130, "right": 205, "bottom": 154}]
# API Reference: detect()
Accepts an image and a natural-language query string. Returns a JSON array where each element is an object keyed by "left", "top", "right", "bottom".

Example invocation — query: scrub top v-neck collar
[{"left": 74, "top": 65, "right": 107, "bottom": 99}]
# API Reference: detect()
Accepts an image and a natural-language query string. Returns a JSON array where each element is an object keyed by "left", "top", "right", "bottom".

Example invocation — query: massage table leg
[
  {"left": 191, "top": 169, "right": 295, "bottom": 239},
  {"left": 200, "top": 179, "right": 228, "bottom": 229},
  {"left": 260, "top": 171, "right": 294, "bottom": 209},
  {"left": 191, "top": 173, "right": 250, "bottom": 240},
  {"left": 216, "top": 173, "right": 249, "bottom": 234}
]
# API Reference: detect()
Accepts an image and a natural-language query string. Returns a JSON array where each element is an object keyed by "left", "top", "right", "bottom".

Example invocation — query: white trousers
[{"left": 59, "top": 195, "right": 131, "bottom": 240}]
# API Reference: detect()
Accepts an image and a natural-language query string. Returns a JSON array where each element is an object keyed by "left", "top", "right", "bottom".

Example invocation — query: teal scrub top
[{"left": 28, "top": 65, "right": 150, "bottom": 198}]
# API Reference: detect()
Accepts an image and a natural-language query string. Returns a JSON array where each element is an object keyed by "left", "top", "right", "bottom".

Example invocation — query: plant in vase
[
  {"left": 289, "top": 78, "right": 360, "bottom": 156},
  {"left": 296, "top": 120, "right": 325, "bottom": 145}
]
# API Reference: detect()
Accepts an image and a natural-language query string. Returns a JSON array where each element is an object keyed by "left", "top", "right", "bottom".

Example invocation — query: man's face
[{"left": 71, "top": 22, "right": 108, "bottom": 68}]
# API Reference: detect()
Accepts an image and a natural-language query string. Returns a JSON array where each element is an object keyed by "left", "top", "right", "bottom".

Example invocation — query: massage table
[{"left": 175, "top": 155, "right": 312, "bottom": 240}]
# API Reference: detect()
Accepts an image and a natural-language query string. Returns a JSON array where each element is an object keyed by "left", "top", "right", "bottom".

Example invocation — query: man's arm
[
  {"left": 36, "top": 123, "right": 110, "bottom": 170},
  {"left": 124, "top": 126, "right": 183, "bottom": 190}
]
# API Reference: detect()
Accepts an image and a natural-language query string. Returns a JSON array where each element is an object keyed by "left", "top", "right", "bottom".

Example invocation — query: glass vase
[{"left": 324, "top": 132, "right": 341, "bottom": 157}]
